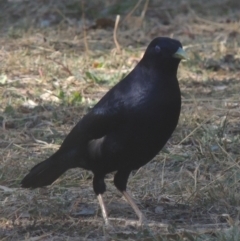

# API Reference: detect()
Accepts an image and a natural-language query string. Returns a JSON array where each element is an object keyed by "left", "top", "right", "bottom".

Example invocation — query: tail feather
[{"left": 21, "top": 153, "right": 70, "bottom": 188}]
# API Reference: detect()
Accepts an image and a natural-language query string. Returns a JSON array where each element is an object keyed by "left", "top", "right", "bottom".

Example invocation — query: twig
[
  {"left": 0, "top": 185, "right": 15, "bottom": 192},
  {"left": 113, "top": 15, "right": 121, "bottom": 53},
  {"left": 161, "top": 155, "right": 166, "bottom": 188},
  {"left": 45, "top": 56, "right": 73, "bottom": 76},
  {"left": 123, "top": 0, "right": 143, "bottom": 23},
  {"left": 199, "top": 161, "right": 240, "bottom": 191},
  {"left": 139, "top": 0, "right": 150, "bottom": 24},
  {"left": 81, "top": 0, "right": 89, "bottom": 54},
  {"left": 189, "top": 8, "right": 240, "bottom": 33},
  {"left": 178, "top": 116, "right": 215, "bottom": 145},
  {"left": 30, "top": 133, "right": 50, "bottom": 145},
  {"left": 19, "top": 233, "right": 52, "bottom": 241}
]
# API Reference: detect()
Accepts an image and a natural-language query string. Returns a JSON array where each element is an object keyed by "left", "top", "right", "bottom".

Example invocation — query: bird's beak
[{"left": 173, "top": 47, "right": 188, "bottom": 60}]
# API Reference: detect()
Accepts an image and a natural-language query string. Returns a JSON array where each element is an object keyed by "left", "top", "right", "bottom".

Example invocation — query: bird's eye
[{"left": 155, "top": 45, "right": 161, "bottom": 53}]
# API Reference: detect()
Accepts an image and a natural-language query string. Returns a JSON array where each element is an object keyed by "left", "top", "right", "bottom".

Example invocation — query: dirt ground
[{"left": 0, "top": 0, "right": 240, "bottom": 240}]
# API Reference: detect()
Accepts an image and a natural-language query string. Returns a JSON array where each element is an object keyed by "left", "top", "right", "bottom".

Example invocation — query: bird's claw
[{"left": 138, "top": 215, "right": 147, "bottom": 226}]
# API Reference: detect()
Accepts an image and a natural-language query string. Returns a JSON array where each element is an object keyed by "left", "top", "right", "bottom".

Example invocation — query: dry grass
[{"left": 1, "top": 0, "right": 240, "bottom": 240}]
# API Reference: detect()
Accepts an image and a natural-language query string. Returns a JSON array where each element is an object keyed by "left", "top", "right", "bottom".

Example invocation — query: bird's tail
[{"left": 21, "top": 152, "right": 75, "bottom": 188}]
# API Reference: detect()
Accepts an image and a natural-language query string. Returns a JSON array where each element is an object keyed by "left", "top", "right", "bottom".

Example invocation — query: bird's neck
[
  {"left": 139, "top": 58, "right": 180, "bottom": 77},
  {"left": 137, "top": 62, "right": 180, "bottom": 89}
]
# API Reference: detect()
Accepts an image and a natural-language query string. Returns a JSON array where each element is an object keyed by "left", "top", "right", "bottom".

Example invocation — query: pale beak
[{"left": 173, "top": 47, "right": 188, "bottom": 60}]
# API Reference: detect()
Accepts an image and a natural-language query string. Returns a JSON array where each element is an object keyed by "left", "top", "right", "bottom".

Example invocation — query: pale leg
[
  {"left": 97, "top": 194, "right": 109, "bottom": 226},
  {"left": 122, "top": 190, "right": 146, "bottom": 224}
]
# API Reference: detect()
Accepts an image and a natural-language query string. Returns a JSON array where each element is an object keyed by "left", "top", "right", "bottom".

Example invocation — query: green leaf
[
  {"left": 85, "top": 71, "right": 100, "bottom": 83},
  {"left": 69, "top": 92, "right": 82, "bottom": 104},
  {"left": 4, "top": 105, "right": 14, "bottom": 114}
]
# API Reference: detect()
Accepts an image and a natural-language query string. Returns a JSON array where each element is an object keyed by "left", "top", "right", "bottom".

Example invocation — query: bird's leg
[
  {"left": 93, "top": 174, "right": 111, "bottom": 226},
  {"left": 97, "top": 194, "right": 109, "bottom": 226},
  {"left": 122, "top": 190, "right": 146, "bottom": 224},
  {"left": 114, "top": 170, "right": 146, "bottom": 225}
]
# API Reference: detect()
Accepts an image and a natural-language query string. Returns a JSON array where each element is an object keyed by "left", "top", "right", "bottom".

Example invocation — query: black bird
[{"left": 21, "top": 37, "right": 187, "bottom": 225}]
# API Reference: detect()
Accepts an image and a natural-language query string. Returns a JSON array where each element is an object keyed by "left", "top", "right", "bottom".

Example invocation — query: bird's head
[{"left": 140, "top": 37, "right": 187, "bottom": 73}]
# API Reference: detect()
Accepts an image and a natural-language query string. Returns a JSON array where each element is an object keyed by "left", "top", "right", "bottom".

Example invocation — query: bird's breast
[
  {"left": 90, "top": 79, "right": 181, "bottom": 172},
  {"left": 102, "top": 96, "right": 180, "bottom": 164}
]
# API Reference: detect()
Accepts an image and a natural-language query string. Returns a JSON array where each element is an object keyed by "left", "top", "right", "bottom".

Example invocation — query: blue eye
[{"left": 155, "top": 45, "right": 161, "bottom": 53}]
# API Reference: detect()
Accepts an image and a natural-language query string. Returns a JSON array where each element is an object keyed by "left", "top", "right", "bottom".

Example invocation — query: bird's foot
[
  {"left": 124, "top": 216, "right": 148, "bottom": 228},
  {"left": 138, "top": 214, "right": 147, "bottom": 227},
  {"left": 103, "top": 220, "right": 116, "bottom": 233},
  {"left": 103, "top": 216, "right": 111, "bottom": 227}
]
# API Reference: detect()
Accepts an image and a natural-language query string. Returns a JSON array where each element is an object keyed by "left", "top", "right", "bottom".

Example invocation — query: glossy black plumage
[{"left": 21, "top": 37, "right": 186, "bottom": 224}]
